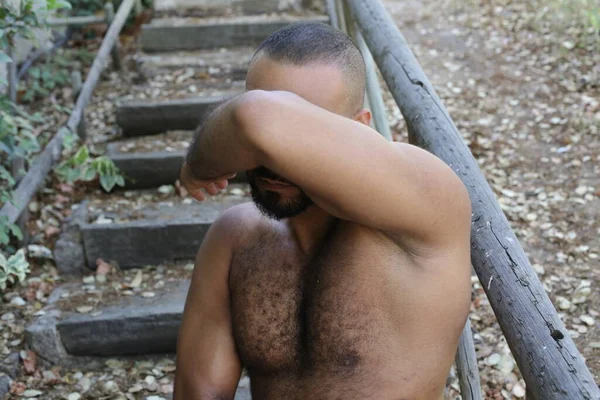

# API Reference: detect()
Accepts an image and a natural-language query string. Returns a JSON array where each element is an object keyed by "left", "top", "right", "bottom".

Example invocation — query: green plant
[
  {"left": 19, "top": 48, "right": 95, "bottom": 103},
  {"left": 0, "top": 99, "right": 43, "bottom": 245},
  {"left": 0, "top": 0, "right": 72, "bottom": 68},
  {"left": 1, "top": 0, "right": 71, "bottom": 253},
  {"left": 0, "top": 249, "right": 30, "bottom": 291},
  {"left": 55, "top": 145, "right": 125, "bottom": 192}
]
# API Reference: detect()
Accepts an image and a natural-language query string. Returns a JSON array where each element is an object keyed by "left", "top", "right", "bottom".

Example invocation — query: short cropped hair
[{"left": 252, "top": 22, "right": 366, "bottom": 111}]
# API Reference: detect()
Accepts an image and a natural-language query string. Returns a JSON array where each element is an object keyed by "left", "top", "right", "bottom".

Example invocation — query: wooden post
[
  {"left": 46, "top": 15, "right": 106, "bottom": 26},
  {"left": 455, "top": 318, "right": 483, "bottom": 400},
  {"left": 7, "top": 45, "right": 26, "bottom": 183},
  {"left": 134, "top": 0, "right": 143, "bottom": 16},
  {"left": 326, "top": 0, "right": 339, "bottom": 29},
  {"left": 105, "top": 2, "right": 122, "bottom": 70},
  {"left": 7, "top": 45, "right": 17, "bottom": 103},
  {"left": 346, "top": 0, "right": 599, "bottom": 398},
  {"left": 342, "top": 2, "right": 392, "bottom": 140},
  {"left": 334, "top": 0, "right": 348, "bottom": 33},
  {"left": 0, "top": 0, "right": 136, "bottom": 227},
  {"left": 71, "top": 70, "right": 86, "bottom": 139}
]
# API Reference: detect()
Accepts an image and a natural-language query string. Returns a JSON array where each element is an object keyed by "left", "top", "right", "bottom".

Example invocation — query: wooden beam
[
  {"left": 455, "top": 319, "right": 483, "bottom": 400},
  {"left": 46, "top": 15, "right": 106, "bottom": 26},
  {"left": 0, "top": 0, "right": 136, "bottom": 226},
  {"left": 345, "top": 1, "right": 599, "bottom": 398}
]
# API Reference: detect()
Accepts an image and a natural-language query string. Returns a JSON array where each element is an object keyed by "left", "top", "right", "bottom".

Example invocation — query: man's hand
[{"left": 179, "top": 162, "right": 236, "bottom": 201}]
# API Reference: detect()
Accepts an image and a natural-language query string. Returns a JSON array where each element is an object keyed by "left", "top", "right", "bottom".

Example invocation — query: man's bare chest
[{"left": 228, "top": 224, "right": 402, "bottom": 375}]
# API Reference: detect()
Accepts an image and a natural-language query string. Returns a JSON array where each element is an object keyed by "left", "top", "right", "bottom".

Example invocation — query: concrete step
[
  {"left": 106, "top": 130, "right": 247, "bottom": 189},
  {"left": 59, "top": 280, "right": 190, "bottom": 356},
  {"left": 116, "top": 92, "right": 239, "bottom": 136},
  {"left": 135, "top": 47, "right": 255, "bottom": 81},
  {"left": 154, "top": 0, "right": 298, "bottom": 15},
  {"left": 141, "top": 14, "right": 329, "bottom": 52},
  {"left": 80, "top": 185, "right": 250, "bottom": 268},
  {"left": 25, "top": 271, "right": 251, "bottom": 398}
]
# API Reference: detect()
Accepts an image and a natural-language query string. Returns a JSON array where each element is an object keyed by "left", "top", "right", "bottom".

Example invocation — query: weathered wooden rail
[
  {"left": 336, "top": 0, "right": 599, "bottom": 399},
  {"left": 0, "top": 0, "right": 137, "bottom": 227}
]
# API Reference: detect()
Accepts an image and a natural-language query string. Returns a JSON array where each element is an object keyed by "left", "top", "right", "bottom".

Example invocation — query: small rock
[
  {"left": 82, "top": 276, "right": 95, "bottom": 284},
  {"left": 78, "top": 376, "right": 91, "bottom": 392},
  {"left": 67, "top": 393, "right": 81, "bottom": 400},
  {"left": 94, "top": 215, "right": 113, "bottom": 225},
  {"left": 28, "top": 202, "right": 39, "bottom": 213},
  {"left": 230, "top": 188, "right": 245, "bottom": 196},
  {"left": 580, "top": 315, "right": 595, "bottom": 326},
  {"left": 128, "top": 384, "right": 143, "bottom": 393},
  {"left": 498, "top": 354, "right": 515, "bottom": 373},
  {"left": 158, "top": 185, "right": 175, "bottom": 195},
  {"left": 142, "top": 292, "right": 156, "bottom": 298},
  {"left": 76, "top": 306, "right": 94, "bottom": 314},
  {"left": 184, "top": 263, "right": 194, "bottom": 271},
  {"left": 486, "top": 353, "right": 501, "bottom": 366},
  {"left": 1, "top": 313, "right": 15, "bottom": 321},
  {"left": 556, "top": 296, "right": 571, "bottom": 310},
  {"left": 103, "top": 380, "right": 119, "bottom": 393},
  {"left": 512, "top": 383, "right": 526, "bottom": 398},
  {"left": 9, "top": 297, "right": 26, "bottom": 307},
  {"left": 96, "top": 274, "right": 107, "bottom": 284},
  {"left": 27, "top": 245, "right": 53, "bottom": 259},
  {"left": 22, "top": 389, "right": 43, "bottom": 397},
  {"left": 129, "top": 271, "right": 143, "bottom": 288}
]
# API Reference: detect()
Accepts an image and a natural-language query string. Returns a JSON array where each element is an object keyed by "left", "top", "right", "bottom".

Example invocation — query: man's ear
[{"left": 352, "top": 108, "right": 372, "bottom": 127}]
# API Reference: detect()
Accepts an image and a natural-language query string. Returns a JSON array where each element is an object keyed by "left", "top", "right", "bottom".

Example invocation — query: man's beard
[{"left": 246, "top": 167, "right": 313, "bottom": 220}]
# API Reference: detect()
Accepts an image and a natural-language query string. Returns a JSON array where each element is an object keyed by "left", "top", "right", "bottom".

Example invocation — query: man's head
[{"left": 245, "top": 22, "right": 369, "bottom": 220}]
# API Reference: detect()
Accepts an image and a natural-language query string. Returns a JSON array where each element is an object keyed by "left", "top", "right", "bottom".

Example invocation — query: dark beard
[{"left": 247, "top": 167, "right": 313, "bottom": 220}]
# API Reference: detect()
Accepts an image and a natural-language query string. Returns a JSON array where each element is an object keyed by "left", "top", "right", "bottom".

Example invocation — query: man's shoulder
[{"left": 210, "top": 202, "right": 265, "bottom": 247}]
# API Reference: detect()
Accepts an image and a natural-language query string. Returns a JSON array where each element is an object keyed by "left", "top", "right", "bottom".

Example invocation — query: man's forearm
[{"left": 186, "top": 93, "right": 261, "bottom": 180}]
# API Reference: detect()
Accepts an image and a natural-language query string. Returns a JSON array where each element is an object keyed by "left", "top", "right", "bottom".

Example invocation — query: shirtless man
[{"left": 174, "top": 22, "right": 472, "bottom": 400}]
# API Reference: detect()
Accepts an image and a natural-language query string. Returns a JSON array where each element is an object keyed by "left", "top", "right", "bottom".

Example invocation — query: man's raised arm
[
  {"left": 174, "top": 212, "right": 242, "bottom": 400},
  {"left": 182, "top": 90, "right": 471, "bottom": 252}
]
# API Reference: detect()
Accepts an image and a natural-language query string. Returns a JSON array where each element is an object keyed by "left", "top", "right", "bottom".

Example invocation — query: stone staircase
[{"left": 26, "top": 0, "right": 328, "bottom": 398}]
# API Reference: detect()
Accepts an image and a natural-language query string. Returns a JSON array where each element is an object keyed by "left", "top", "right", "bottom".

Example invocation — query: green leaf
[
  {"left": 100, "top": 174, "right": 116, "bottom": 192},
  {"left": 115, "top": 174, "right": 125, "bottom": 187},
  {"left": 55, "top": 0, "right": 72, "bottom": 10},
  {"left": 0, "top": 229, "right": 8, "bottom": 245},
  {"left": 74, "top": 146, "right": 89, "bottom": 164},
  {"left": 0, "top": 51, "right": 12, "bottom": 63},
  {"left": 9, "top": 224, "right": 22, "bottom": 240},
  {"left": 81, "top": 165, "right": 96, "bottom": 181}
]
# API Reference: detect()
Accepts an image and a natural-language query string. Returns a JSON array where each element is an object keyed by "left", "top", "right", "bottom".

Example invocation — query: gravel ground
[{"left": 1, "top": 0, "right": 599, "bottom": 398}]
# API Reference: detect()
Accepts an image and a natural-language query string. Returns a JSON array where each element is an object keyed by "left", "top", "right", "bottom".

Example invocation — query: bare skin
[{"left": 174, "top": 55, "right": 473, "bottom": 400}]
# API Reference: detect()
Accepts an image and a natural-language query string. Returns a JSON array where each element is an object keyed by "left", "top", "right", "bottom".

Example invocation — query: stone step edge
[
  {"left": 108, "top": 149, "right": 247, "bottom": 189},
  {"left": 116, "top": 95, "right": 235, "bottom": 137},
  {"left": 141, "top": 15, "right": 329, "bottom": 52}
]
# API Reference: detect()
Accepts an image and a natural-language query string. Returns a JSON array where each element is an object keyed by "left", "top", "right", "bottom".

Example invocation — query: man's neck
[{"left": 286, "top": 205, "right": 336, "bottom": 255}]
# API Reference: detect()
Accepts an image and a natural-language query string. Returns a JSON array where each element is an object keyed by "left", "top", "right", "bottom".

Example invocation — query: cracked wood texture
[{"left": 345, "top": 0, "right": 600, "bottom": 398}]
